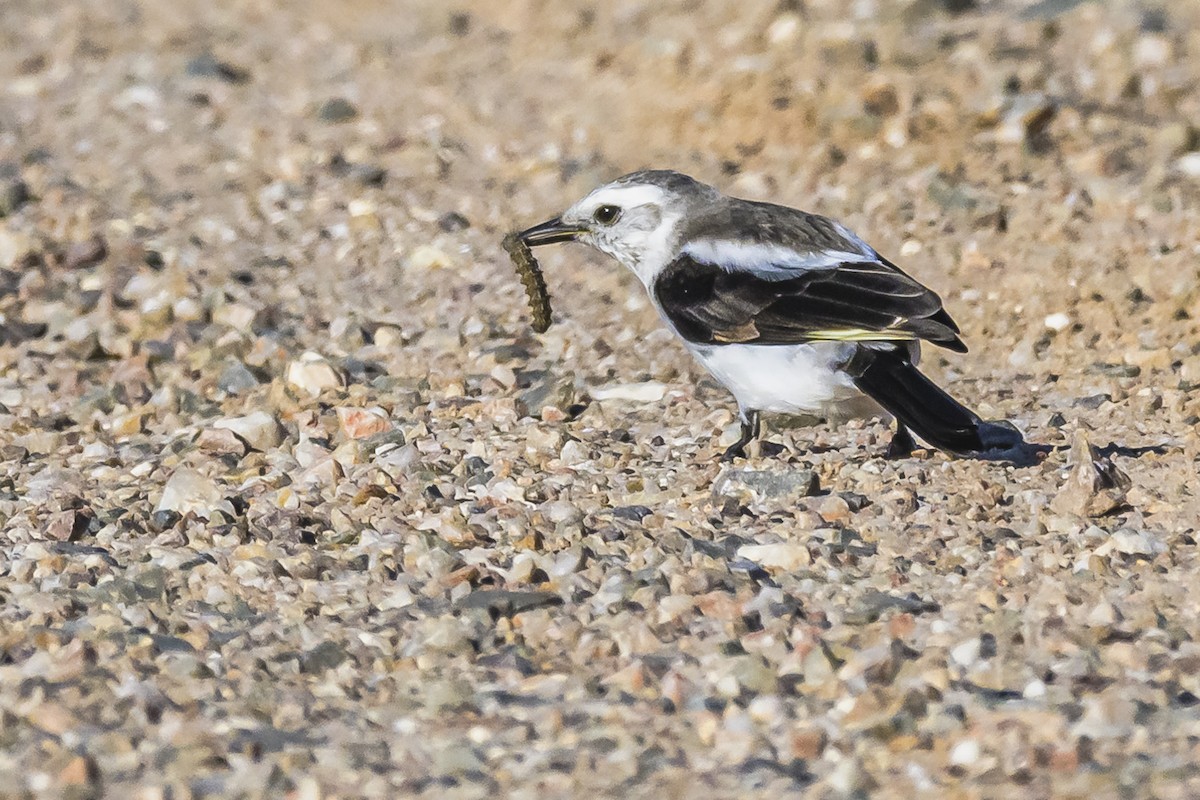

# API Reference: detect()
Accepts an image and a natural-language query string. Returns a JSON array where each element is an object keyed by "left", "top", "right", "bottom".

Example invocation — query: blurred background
[{"left": 3, "top": 0, "right": 1198, "bottom": 383}]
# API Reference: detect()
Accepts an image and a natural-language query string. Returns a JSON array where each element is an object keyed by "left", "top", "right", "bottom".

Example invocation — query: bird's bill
[{"left": 518, "top": 217, "right": 583, "bottom": 246}]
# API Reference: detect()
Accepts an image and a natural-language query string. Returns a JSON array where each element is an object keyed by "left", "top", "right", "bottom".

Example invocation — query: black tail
[{"left": 848, "top": 347, "right": 1024, "bottom": 455}]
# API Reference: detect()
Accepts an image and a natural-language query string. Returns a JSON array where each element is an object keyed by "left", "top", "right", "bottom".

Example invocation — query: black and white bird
[{"left": 517, "top": 169, "right": 1028, "bottom": 461}]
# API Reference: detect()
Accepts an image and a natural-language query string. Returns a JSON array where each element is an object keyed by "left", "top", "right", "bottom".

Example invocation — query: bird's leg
[
  {"left": 885, "top": 423, "right": 917, "bottom": 459},
  {"left": 721, "top": 409, "right": 761, "bottom": 462}
]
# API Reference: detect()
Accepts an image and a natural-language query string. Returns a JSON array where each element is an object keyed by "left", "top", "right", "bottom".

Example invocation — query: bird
[{"left": 516, "top": 169, "right": 1029, "bottom": 462}]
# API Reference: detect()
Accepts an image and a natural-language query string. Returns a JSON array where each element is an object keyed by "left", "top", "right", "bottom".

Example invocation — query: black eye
[{"left": 593, "top": 205, "right": 621, "bottom": 225}]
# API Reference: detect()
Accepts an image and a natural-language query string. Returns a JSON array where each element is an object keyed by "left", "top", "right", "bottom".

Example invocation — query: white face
[{"left": 561, "top": 182, "right": 682, "bottom": 282}]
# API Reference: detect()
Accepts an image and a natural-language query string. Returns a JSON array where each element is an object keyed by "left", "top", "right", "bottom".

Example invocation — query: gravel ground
[{"left": 2, "top": 0, "right": 1200, "bottom": 797}]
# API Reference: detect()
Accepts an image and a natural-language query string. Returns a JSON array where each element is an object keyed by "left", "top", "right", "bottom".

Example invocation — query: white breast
[{"left": 688, "top": 342, "right": 881, "bottom": 419}]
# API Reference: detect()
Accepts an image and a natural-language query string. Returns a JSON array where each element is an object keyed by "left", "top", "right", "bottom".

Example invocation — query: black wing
[{"left": 653, "top": 253, "right": 967, "bottom": 352}]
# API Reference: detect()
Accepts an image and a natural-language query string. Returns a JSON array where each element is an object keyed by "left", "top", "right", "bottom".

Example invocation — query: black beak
[{"left": 518, "top": 217, "right": 584, "bottom": 247}]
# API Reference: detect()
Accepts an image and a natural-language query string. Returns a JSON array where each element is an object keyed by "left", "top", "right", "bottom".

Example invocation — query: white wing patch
[
  {"left": 682, "top": 239, "right": 871, "bottom": 279},
  {"left": 832, "top": 221, "right": 878, "bottom": 259}
]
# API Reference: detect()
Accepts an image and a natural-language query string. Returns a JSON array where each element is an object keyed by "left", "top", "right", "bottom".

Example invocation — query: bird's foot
[
  {"left": 720, "top": 442, "right": 747, "bottom": 462},
  {"left": 720, "top": 410, "right": 761, "bottom": 463},
  {"left": 759, "top": 441, "right": 787, "bottom": 458},
  {"left": 885, "top": 426, "right": 917, "bottom": 459}
]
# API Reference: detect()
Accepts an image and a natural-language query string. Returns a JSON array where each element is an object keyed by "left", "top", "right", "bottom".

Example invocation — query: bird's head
[{"left": 518, "top": 170, "right": 717, "bottom": 282}]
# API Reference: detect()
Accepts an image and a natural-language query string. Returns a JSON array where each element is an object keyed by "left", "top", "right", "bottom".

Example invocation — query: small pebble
[
  {"left": 185, "top": 52, "right": 250, "bottom": 83},
  {"left": 64, "top": 235, "right": 108, "bottom": 270},
  {"left": 317, "top": 97, "right": 359, "bottom": 122},
  {"left": 287, "top": 353, "right": 346, "bottom": 396}
]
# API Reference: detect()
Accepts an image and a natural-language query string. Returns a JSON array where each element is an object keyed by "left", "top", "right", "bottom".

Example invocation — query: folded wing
[{"left": 653, "top": 248, "right": 967, "bottom": 353}]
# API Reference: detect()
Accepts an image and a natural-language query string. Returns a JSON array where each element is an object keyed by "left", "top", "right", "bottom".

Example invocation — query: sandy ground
[{"left": 2, "top": 0, "right": 1200, "bottom": 797}]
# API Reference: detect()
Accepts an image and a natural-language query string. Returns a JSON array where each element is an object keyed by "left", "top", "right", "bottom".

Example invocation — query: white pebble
[
  {"left": 286, "top": 352, "right": 345, "bottom": 397},
  {"left": 407, "top": 245, "right": 452, "bottom": 271},
  {"left": 1134, "top": 35, "right": 1171, "bottom": 69},
  {"left": 156, "top": 468, "right": 233, "bottom": 520},
  {"left": 949, "top": 739, "right": 980, "bottom": 766},
  {"left": 559, "top": 440, "right": 590, "bottom": 465},
  {"left": 590, "top": 381, "right": 667, "bottom": 403},
  {"left": 1178, "top": 153, "right": 1200, "bottom": 178},
  {"left": 214, "top": 411, "right": 283, "bottom": 451},
  {"left": 767, "top": 13, "right": 801, "bottom": 44},
  {"left": 950, "top": 638, "right": 981, "bottom": 667},
  {"left": 1112, "top": 529, "right": 1157, "bottom": 556},
  {"left": 737, "top": 542, "right": 811, "bottom": 571},
  {"left": 1043, "top": 312, "right": 1070, "bottom": 331}
]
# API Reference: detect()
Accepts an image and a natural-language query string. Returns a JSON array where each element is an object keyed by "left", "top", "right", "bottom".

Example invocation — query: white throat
[{"left": 599, "top": 212, "right": 683, "bottom": 287}]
